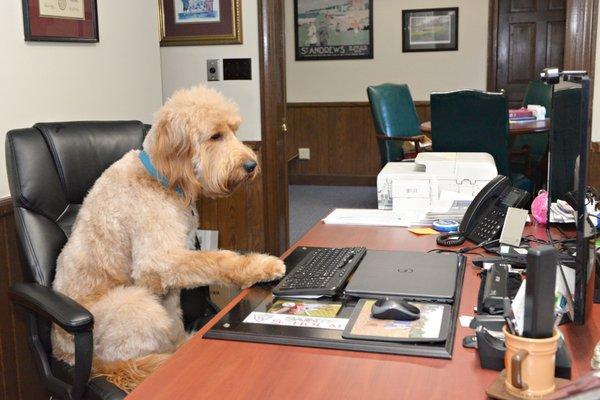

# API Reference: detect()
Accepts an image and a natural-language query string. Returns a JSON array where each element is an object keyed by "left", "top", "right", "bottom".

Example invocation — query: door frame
[{"left": 258, "top": 0, "right": 289, "bottom": 255}]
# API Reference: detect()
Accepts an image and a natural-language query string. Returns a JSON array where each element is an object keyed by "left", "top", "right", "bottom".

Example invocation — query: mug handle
[{"left": 511, "top": 349, "right": 529, "bottom": 390}]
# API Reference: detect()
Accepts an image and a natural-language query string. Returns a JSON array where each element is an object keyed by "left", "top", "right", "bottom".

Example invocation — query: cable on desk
[{"left": 428, "top": 239, "right": 499, "bottom": 256}]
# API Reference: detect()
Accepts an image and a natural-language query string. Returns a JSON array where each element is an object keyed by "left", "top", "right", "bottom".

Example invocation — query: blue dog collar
[{"left": 138, "top": 150, "right": 183, "bottom": 196}]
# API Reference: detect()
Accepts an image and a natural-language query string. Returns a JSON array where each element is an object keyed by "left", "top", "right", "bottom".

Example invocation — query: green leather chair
[
  {"left": 367, "top": 84, "right": 427, "bottom": 167},
  {"left": 512, "top": 80, "right": 553, "bottom": 173},
  {"left": 430, "top": 89, "right": 532, "bottom": 192}
]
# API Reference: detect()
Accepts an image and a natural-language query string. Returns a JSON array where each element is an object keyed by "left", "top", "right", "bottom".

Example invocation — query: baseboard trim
[{"left": 289, "top": 174, "right": 376, "bottom": 186}]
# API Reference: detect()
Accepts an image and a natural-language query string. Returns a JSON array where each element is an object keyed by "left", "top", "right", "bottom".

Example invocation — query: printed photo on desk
[
  {"left": 243, "top": 297, "right": 348, "bottom": 330},
  {"left": 343, "top": 299, "right": 451, "bottom": 342},
  {"left": 267, "top": 299, "right": 342, "bottom": 318},
  {"left": 294, "top": 0, "right": 373, "bottom": 60}
]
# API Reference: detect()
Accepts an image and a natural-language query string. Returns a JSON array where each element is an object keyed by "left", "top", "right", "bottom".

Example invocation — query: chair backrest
[
  {"left": 5, "top": 121, "right": 148, "bottom": 287},
  {"left": 367, "top": 83, "right": 421, "bottom": 165},
  {"left": 549, "top": 87, "right": 582, "bottom": 201},
  {"left": 523, "top": 80, "right": 552, "bottom": 111},
  {"left": 430, "top": 90, "right": 510, "bottom": 176}
]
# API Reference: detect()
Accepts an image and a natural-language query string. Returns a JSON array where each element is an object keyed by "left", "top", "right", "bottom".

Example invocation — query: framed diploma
[
  {"left": 22, "top": 0, "right": 99, "bottom": 42},
  {"left": 159, "top": 0, "right": 242, "bottom": 46}
]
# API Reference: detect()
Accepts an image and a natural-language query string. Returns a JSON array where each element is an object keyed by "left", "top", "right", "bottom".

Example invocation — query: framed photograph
[
  {"left": 159, "top": 0, "right": 242, "bottom": 46},
  {"left": 22, "top": 0, "right": 99, "bottom": 42},
  {"left": 294, "top": 0, "right": 373, "bottom": 61},
  {"left": 402, "top": 7, "right": 458, "bottom": 52}
]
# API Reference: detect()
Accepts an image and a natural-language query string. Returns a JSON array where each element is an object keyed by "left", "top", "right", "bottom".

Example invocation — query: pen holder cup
[{"left": 503, "top": 326, "right": 560, "bottom": 399}]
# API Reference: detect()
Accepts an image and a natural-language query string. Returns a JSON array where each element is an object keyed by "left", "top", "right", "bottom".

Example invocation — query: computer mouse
[{"left": 370, "top": 298, "right": 421, "bottom": 321}]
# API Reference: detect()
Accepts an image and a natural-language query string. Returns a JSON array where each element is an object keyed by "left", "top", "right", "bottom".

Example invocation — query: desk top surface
[
  {"left": 420, "top": 119, "right": 551, "bottom": 135},
  {"left": 128, "top": 222, "right": 599, "bottom": 400}
]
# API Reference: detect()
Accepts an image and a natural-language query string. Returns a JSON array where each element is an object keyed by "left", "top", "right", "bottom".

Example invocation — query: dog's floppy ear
[{"left": 150, "top": 116, "right": 201, "bottom": 205}]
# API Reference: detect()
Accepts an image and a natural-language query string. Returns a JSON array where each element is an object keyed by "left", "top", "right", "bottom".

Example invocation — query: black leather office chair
[{"left": 5, "top": 121, "right": 217, "bottom": 400}]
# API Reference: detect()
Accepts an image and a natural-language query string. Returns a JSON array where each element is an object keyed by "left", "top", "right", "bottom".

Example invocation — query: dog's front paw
[{"left": 237, "top": 253, "right": 286, "bottom": 289}]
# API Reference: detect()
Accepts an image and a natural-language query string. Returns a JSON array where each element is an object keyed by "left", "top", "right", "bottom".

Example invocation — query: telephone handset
[{"left": 437, "top": 175, "right": 530, "bottom": 247}]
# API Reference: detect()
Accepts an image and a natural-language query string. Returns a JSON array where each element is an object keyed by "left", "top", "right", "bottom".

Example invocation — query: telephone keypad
[{"left": 469, "top": 207, "right": 506, "bottom": 244}]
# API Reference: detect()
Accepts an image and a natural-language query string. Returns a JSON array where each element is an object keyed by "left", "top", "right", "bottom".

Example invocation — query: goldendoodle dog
[{"left": 51, "top": 85, "right": 286, "bottom": 392}]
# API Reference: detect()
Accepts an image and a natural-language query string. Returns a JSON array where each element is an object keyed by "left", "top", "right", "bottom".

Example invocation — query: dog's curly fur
[{"left": 51, "top": 85, "right": 285, "bottom": 392}]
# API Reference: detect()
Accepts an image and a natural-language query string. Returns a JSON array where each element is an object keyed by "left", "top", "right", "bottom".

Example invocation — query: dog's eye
[{"left": 210, "top": 133, "right": 223, "bottom": 141}]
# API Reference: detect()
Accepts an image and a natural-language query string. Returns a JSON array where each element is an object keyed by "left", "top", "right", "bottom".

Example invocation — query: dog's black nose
[{"left": 243, "top": 160, "right": 257, "bottom": 173}]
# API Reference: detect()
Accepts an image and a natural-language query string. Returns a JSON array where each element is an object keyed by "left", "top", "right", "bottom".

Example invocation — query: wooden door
[
  {"left": 258, "top": 0, "right": 289, "bottom": 255},
  {"left": 490, "top": 0, "right": 566, "bottom": 107}
]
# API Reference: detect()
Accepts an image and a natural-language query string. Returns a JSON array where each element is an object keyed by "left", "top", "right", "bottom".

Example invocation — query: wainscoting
[
  {"left": 198, "top": 142, "right": 265, "bottom": 252},
  {"left": 0, "top": 198, "right": 46, "bottom": 400},
  {"left": 286, "top": 101, "right": 431, "bottom": 186}
]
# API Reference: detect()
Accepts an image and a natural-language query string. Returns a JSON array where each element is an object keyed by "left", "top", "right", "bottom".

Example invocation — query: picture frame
[
  {"left": 294, "top": 0, "right": 373, "bottom": 61},
  {"left": 402, "top": 7, "right": 458, "bottom": 53},
  {"left": 159, "top": 0, "right": 242, "bottom": 46},
  {"left": 22, "top": 0, "right": 99, "bottom": 42}
]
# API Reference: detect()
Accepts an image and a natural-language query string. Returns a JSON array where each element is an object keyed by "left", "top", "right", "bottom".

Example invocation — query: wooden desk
[
  {"left": 129, "top": 223, "right": 599, "bottom": 400},
  {"left": 420, "top": 119, "right": 551, "bottom": 136}
]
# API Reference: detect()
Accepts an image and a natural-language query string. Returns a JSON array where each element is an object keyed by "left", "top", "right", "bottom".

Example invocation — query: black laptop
[{"left": 343, "top": 250, "right": 463, "bottom": 303}]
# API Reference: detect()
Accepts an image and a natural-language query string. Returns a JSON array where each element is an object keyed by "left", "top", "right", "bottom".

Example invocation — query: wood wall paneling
[
  {"left": 0, "top": 198, "right": 46, "bottom": 400},
  {"left": 286, "top": 102, "right": 430, "bottom": 186},
  {"left": 197, "top": 142, "right": 265, "bottom": 252},
  {"left": 588, "top": 142, "right": 600, "bottom": 189},
  {"left": 564, "top": 0, "right": 598, "bottom": 73}
]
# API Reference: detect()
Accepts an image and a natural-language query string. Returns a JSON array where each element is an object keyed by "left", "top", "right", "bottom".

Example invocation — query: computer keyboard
[{"left": 273, "top": 247, "right": 367, "bottom": 297}]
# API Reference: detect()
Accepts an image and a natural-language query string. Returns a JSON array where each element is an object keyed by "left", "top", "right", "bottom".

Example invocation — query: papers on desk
[
  {"left": 322, "top": 209, "right": 412, "bottom": 227},
  {"left": 322, "top": 199, "right": 471, "bottom": 228},
  {"left": 550, "top": 200, "right": 576, "bottom": 223}
]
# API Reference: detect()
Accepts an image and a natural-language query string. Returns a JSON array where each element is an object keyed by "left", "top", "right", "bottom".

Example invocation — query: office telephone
[{"left": 437, "top": 175, "right": 530, "bottom": 247}]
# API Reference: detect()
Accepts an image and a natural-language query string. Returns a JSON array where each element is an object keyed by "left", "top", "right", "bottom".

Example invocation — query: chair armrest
[
  {"left": 375, "top": 134, "right": 427, "bottom": 142},
  {"left": 10, "top": 283, "right": 93, "bottom": 333},
  {"left": 10, "top": 283, "right": 94, "bottom": 400}
]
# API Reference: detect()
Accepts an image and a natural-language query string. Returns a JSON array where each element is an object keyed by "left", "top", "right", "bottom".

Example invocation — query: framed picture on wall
[
  {"left": 22, "top": 0, "right": 99, "bottom": 42},
  {"left": 159, "top": 0, "right": 242, "bottom": 46},
  {"left": 294, "top": 0, "right": 373, "bottom": 61},
  {"left": 402, "top": 7, "right": 458, "bottom": 52}
]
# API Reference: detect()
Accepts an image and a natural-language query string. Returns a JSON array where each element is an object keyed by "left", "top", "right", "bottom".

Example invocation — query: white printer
[{"left": 377, "top": 152, "right": 498, "bottom": 212}]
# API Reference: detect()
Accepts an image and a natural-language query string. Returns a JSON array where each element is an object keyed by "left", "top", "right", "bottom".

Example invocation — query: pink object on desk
[{"left": 531, "top": 190, "right": 549, "bottom": 224}]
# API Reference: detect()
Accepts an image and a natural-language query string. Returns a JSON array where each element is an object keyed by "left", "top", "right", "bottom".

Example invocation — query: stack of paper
[
  {"left": 322, "top": 209, "right": 410, "bottom": 227},
  {"left": 425, "top": 199, "right": 472, "bottom": 222},
  {"left": 549, "top": 201, "right": 576, "bottom": 223}
]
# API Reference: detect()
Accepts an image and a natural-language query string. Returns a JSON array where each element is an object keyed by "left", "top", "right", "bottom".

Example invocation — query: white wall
[
  {"left": 593, "top": 27, "right": 600, "bottom": 141},
  {"left": 285, "top": 0, "right": 489, "bottom": 102},
  {"left": 160, "top": 0, "right": 262, "bottom": 142},
  {"left": 0, "top": 1, "right": 163, "bottom": 198}
]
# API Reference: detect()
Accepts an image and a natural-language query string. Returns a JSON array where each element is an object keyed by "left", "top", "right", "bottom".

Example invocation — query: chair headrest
[{"left": 34, "top": 121, "right": 146, "bottom": 204}]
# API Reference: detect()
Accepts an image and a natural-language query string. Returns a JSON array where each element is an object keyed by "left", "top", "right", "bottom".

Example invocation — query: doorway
[{"left": 488, "top": 0, "right": 566, "bottom": 106}]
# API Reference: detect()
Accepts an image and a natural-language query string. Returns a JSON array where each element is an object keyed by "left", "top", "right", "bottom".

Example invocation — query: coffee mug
[{"left": 503, "top": 326, "right": 560, "bottom": 399}]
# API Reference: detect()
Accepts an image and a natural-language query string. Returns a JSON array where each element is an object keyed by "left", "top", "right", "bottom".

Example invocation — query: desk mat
[{"left": 204, "top": 248, "right": 466, "bottom": 359}]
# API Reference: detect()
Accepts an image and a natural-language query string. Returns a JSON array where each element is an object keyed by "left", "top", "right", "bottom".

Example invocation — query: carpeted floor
[{"left": 288, "top": 185, "right": 377, "bottom": 245}]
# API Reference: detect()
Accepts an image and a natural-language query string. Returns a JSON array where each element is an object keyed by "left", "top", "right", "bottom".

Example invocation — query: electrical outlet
[
  {"left": 207, "top": 59, "right": 219, "bottom": 81},
  {"left": 298, "top": 148, "right": 310, "bottom": 160}
]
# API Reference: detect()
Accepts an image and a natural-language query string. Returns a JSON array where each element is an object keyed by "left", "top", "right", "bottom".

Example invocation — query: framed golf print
[
  {"left": 402, "top": 7, "right": 458, "bottom": 52},
  {"left": 294, "top": 0, "right": 373, "bottom": 61}
]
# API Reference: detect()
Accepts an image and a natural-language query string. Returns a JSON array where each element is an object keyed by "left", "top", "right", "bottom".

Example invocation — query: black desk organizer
[{"left": 204, "top": 248, "right": 466, "bottom": 359}]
